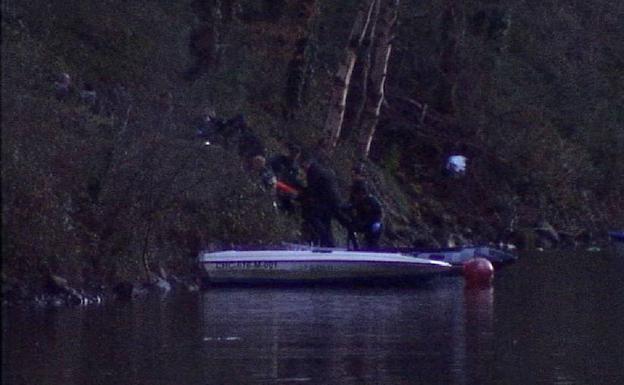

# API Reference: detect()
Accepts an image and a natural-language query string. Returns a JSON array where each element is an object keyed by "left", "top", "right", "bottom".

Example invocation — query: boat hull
[
  {"left": 284, "top": 244, "right": 518, "bottom": 267},
  {"left": 610, "top": 231, "right": 624, "bottom": 254},
  {"left": 199, "top": 250, "right": 454, "bottom": 286}
]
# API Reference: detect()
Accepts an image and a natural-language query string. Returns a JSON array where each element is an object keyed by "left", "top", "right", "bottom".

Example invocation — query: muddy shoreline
[
  {"left": 2, "top": 270, "right": 201, "bottom": 309},
  {"left": 2, "top": 238, "right": 608, "bottom": 310}
]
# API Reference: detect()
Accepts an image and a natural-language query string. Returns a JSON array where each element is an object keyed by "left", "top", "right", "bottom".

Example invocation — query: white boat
[{"left": 198, "top": 249, "right": 454, "bottom": 285}]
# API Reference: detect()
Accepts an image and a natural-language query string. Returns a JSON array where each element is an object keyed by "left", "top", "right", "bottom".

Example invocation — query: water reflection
[
  {"left": 197, "top": 279, "right": 489, "bottom": 384},
  {"left": 463, "top": 287, "right": 494, "bottom": 385},
  {"left": 4, "top": 251, "right": 624, "bottom": 385},
  {"left": 2, "top": 295, "right": 209, "bottom": 385}
]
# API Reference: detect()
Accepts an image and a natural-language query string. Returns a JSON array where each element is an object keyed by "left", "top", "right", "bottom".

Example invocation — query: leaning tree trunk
[
  {"left": 344, "top": 0, "right": 381, "bottom": 139},
  {"left": 282, "top": 0, "right": 319, "bottom": 121},
  {"left": 324, "top": 0, "right": 377, "bottom": 149},
  {"left": 187, "top": 0, "right": 224, "bottom": 80},
  {"left": 359, "top": 0, "right": 399, "bottom": 158},
  {"left": 438, "top": 0, "right": 459, "bottom": 115}
]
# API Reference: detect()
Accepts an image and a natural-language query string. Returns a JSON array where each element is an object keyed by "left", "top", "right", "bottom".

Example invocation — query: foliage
[
  {"left": 2, "top": 0, "right": 623, "bottom": 286},
  {"left": 377, "top": 0, "right": 624, "bottom": 237},
  {"left": 1, "top": 1, "right": 299, "bottom": 282}
]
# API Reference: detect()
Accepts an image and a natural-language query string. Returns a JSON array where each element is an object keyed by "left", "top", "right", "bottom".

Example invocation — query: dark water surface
[{"left": 3, "top": 251, "right": 624, "bottom": 385}]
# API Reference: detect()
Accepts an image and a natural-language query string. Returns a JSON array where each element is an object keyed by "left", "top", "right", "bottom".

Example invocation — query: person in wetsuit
[
  {"left": 346, "top": 180, "right": 383, "bottom": 249},
  {"left": 299, "top": 157, "right": 348, "bottom": 247}
]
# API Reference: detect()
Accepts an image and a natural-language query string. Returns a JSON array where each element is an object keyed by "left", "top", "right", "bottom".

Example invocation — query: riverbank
[
  {"left": 3, "top": 1, "right": 622, "bottom": 311},
  {"left": 1, "top": 268, "right": 200, "bottom": 309},
  {"left": 2, "top": 236, "right": 612, "bottom": 310}
]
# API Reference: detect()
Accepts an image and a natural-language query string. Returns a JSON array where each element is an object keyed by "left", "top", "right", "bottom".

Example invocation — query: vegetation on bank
[{"left": 2, "top": 0, "right": 623, "bottom": 288}]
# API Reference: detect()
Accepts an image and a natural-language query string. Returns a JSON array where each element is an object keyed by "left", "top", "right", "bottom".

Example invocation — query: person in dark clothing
[
  {"left": 269, "top": 144, "right": 305, "bottom": 214},
  {"left": 196, "top": 112, "right": 264, "bottom": 160},
  {"left": 227, "top": 115, "right": 267, "bottom": 170},
  {"left": 195, "top": 108, "right": 226, "bottom": 142},
  {"left": 299, "top": 158, "right": 348, "bottom": 247},
  {"left": 198, "top": 113, "right": 266, "bottom": 170},
  {"left": 270, "top": 143, "right": 304, "bottom": 187},
  {"left": 346, "top": 180, "right": 383, "bottom": 249},
  {"left": 80, "top": 82, "right": 97, "bottom": 106},
  {"left": 250, "top": 155, "right": 277, "bottom": 191},
  {"left": 351, "top": 162, "right": 366, "bottom": 183}
]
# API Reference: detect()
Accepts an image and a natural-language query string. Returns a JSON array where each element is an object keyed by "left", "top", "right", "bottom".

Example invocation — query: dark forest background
[{"left": 2, "top": 0, "right": 623, "bottom": 285}]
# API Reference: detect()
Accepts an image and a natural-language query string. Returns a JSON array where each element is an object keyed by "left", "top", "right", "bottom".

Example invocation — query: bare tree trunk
[
  {"left": 187, "top": 0, "right": 224, "bottom": 80},
  {"left": 141, "top": 219, "right": 153, "bottom": 279},
  {"left": 282, "top": 0, "right": 318, "bottom": 121},
  {"left": 359, "top": 0, "right": 399, "bottom": 158},
  {"left": 347, "top": 0, "right": 381, "bottom": 137},
  {"left": 437, "top": 0, "right": 459, "bottom": 115},
  {"left": 324, "top": 0, "right": 377, "bottom": 149}
]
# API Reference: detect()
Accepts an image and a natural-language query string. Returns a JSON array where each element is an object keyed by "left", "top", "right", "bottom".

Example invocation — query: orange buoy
[{"left": 463, "top": 257, "right": 494, "bottom": 288}]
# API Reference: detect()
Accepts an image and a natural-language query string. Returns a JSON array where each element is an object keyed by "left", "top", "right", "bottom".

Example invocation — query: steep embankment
[
  {"left": 2, "top": 1, "right": 623, "bottom": 307},
  {"left": 1, "top": 2, "right": 295, "bottom": 303}
]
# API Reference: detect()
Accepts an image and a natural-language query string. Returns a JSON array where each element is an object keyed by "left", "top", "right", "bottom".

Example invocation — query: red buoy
[{"left": 463, "top": 257, "right": 494, "bottom": 288}]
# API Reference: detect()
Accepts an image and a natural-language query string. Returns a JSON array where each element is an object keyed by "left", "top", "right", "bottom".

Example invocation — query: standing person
[
  {"left": 269, "top": 143, "right": 305, "bottom": 214},
  {"left": 299, "top": 156, "right": 347, "bottom": 247},
  {"left": 347, "top": 180, "right": 383, "bottom": 249}
]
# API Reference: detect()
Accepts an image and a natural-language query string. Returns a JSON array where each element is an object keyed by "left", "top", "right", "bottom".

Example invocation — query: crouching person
[
  {"left": 250, "top": 155, "right": 277, "bottom": 191},
  {"left": 347, "top": 180, "right": 383, "bottom": 249}
]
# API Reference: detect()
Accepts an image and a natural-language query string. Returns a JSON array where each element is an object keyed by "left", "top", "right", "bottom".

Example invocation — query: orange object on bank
[{"left": 276, "top": 181, "right": 299, "bottom": 195}]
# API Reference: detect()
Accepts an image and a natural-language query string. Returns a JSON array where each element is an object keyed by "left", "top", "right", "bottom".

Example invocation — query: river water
[{"left": 3, "top": 250, "right": 623, "bottom": 385}]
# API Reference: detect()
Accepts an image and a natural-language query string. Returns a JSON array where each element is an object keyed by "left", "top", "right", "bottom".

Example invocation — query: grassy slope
[{"left": 2, "top": 1, "right": 623, "bottom": 289}]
